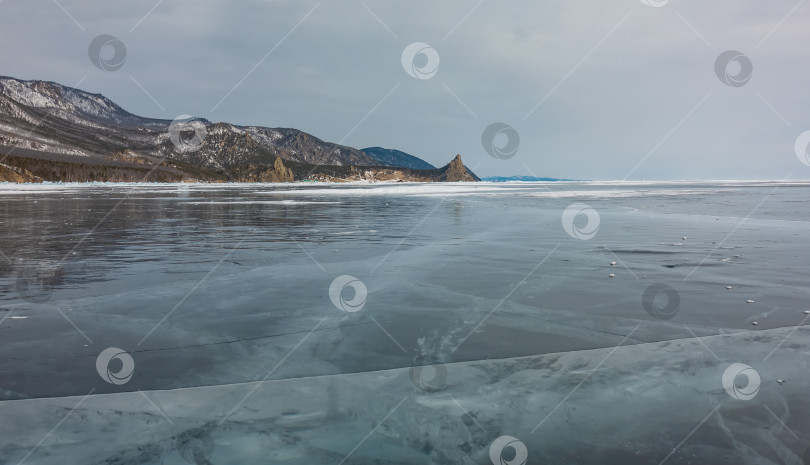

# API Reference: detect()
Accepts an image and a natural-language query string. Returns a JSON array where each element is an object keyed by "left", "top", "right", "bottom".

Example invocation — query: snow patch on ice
[{"left": 181, "top": 200, "right": 342, "bottom": 205}]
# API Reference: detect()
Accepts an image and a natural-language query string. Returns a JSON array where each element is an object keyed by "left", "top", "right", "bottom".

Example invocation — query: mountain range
[{"left": 0, "top": 76, "right": 477, "bottom": 183}]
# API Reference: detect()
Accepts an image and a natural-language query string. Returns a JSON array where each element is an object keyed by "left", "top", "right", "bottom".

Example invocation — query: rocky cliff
[
  {"left": 0, "top": 162, "right": 41, "bottom": 183},
  {"left": 437, "top": 154, "right": 479, "bottom": 182}
]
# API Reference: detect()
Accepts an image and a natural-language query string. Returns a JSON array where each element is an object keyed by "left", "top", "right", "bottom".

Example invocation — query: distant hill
[
  {"left": 0, "top": 75, "right": 477, "bottom": 182},
  {"left": 361, "top": 147, "right": 435, "bottom": 170},
  {"left": 482, "top": 176, "right": 581, "bottom": 182}
]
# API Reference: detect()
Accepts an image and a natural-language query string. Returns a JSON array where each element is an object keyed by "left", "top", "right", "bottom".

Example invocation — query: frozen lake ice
[{"left": 1, "top": 181, "right": 809, "bottom": 464}]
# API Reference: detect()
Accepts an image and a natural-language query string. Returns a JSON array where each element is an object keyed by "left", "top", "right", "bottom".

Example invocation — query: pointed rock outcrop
[
  {"left": 437, "top": 154, "right": 479, "bottom": 182},
  {"left": 259, "top": 157, "right": 294, "bottom": 182}
]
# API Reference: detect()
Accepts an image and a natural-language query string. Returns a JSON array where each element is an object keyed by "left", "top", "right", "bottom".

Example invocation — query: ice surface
[
  {"left": 1, "top": 327, "right": 808, "bottom": 464},
  {"left": 255, "top": 183, "right": 724, "bottom": 198},
  {"left": 2, "top": 181, "right": 810, "bottom": 464}
]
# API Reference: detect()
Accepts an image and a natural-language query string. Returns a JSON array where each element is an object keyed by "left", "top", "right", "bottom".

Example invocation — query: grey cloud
[{"left": 1, "top": 0, "right": 808, "bottom": 179}]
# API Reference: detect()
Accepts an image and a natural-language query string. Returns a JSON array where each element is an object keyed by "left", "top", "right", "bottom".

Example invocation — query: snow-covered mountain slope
[{"left": 0, "top": 76, "right": 386, "bottom": 170}]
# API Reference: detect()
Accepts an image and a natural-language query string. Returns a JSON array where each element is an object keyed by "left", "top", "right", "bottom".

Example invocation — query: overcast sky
[{"left": 2, "top": 0, "right": 809, "bottom": 180}]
